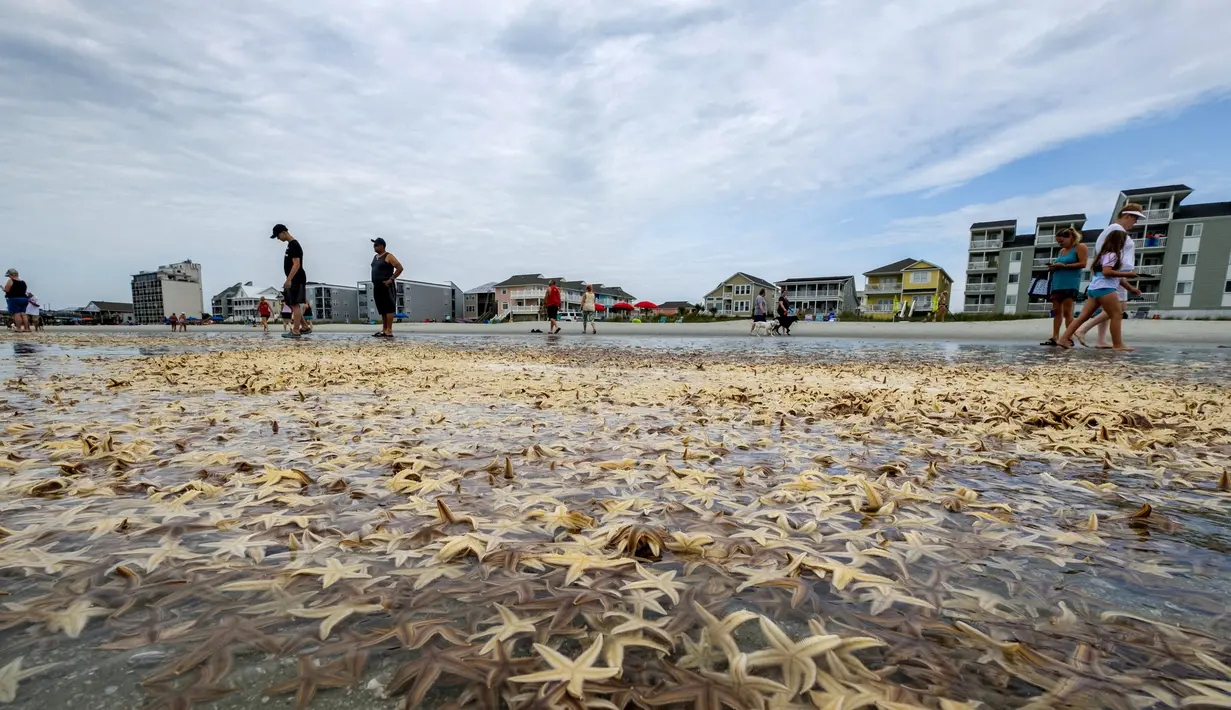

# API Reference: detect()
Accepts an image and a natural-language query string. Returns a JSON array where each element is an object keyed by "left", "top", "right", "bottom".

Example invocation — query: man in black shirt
[{"left": 271, "top": 224, "right": 308, "bottom": 337}]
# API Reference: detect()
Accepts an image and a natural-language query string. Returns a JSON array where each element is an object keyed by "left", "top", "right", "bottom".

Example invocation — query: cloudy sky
[{"left": 3, "top": 0, "right": 1231, "bottom": 310}]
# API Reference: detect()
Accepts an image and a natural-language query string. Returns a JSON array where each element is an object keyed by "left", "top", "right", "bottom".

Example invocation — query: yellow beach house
[{"left": 862, "top": 258, "right": 953, "bottom": 319}]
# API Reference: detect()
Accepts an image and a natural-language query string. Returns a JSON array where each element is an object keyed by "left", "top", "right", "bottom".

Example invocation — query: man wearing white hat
[{"left": 1073, "top": 203, "right": 1144, "bottom": 347}]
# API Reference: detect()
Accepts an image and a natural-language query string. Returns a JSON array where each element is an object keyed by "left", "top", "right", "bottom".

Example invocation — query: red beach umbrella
[
  {"left": 595, "top": 303, "right": 608, "bottom": 311},
  {"left": 610, "top": 302, "right": 634, "bottom": 311},
  {"left": 634, "top": 301, "right": 658, "bottom": 309}
]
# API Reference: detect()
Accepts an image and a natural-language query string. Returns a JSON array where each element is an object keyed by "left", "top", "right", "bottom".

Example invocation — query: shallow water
[{"left": 1, "top": 334, "right": 1229, "bottom": 709}]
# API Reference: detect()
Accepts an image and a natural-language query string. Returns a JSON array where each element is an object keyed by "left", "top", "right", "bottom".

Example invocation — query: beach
[{"left": 30, "top": 317, "right": 1231, "bottom": 344}]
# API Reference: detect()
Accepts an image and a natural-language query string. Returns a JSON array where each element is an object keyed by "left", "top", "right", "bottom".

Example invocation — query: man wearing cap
[
  {"left": 271, "top": 224, "right": 308, "bottom": 337},
  {"left": 370, "top": 237, "right": 403, "bottom": 338},
  {"left": 1074, "top": 203, "right": 1144, "bottom": 347}
]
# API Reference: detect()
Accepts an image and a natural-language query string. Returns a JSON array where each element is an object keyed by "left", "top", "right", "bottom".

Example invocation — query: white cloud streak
[{"left": 1, "top": 0, "right": 1229, "bottom": 305}]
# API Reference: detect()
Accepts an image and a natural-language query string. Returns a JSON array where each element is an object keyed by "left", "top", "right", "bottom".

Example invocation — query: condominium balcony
[
  {"left": 509, "top": 287, "right": 546, "bottom": 299},
  {"left": 866, "top": 282, "right": 902, "bottom": 293},
  {"left": 1032, "top": 257, "right": 1052, "bottom": 269},
  {"left": 969, "top": 238, "right": 1002, "bottom": 251},
  {"left": 1143, "top": 208, "right": 1170, "bottom": 222},
  {"left": 1035, "top": 235, "right": 1057, "bottom": 247},
  {"left": 1135, "top": 292, "right": 1160, "bottom": 304},
  {"left": 510, "top": 304, "right": 542, "bottom": 314},
  {"left": 967, "top": 260, "right": 997, "bottom": 271},
  {"left": 1133, "top": 236, "right": 1167, "bottom": 250},
  {"left": 964, "top": 283, "right": 997, "bottom": 293},
  {"left": 1135, "top": 264, "right": 1163, "bottom": 277},
  {"left": 965, "top": 304, "right": 994, "bottom": 313},
  {"left": 1026, "top": 302, "right": 1052, "bottom": 313}
]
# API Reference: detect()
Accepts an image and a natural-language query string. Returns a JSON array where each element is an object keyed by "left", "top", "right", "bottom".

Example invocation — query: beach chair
[
  {"left": 659, "top": 316, "right": 667, "bottom": 323},
  {"left": 1133, "top": 307, "right": 1149, "bottom": 319}
]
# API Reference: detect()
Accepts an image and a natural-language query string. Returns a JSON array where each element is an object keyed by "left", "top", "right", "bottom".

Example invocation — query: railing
[
  {"left": 1035, "top": 235, "right": 1057, "bottom": 247},
  {"left": 1135, "top": 293, "right": 1159, "bottom": 304},
  {"left": 1135, "top": 265, "right": 1163, "bottom": 277},
  {"left": 1032, "top": 257, "right": 1052, "bottom": 268},
  {"left": 965, "top": 304, "right": 994, "bottom": 313},
  {"left": 872, "top": 305, "right": 895, "bottom": 313},
  {"left": 1027, "top": 302, "right": 1052, "bottom": 313},
  {"left": 866, "top": 283, "right": 902, "bottom": 293},
  {"left": 510, "top": 305, "right": 541, "bottom": 314},
  {"left": 1143, "top": 208, "right": 1170, "bottom": 221},
  {"left": 969, "top": 239, "right": 1002, "bottom": 251},
  {"left": 965, "top": 283, "right": 997, "bottom": 293},
  {"left": 1134, "top": 236, "right": 1167, "bottom": 250},
  {"left": 968, "top": 261, "right": 996, "bottom": 271}
]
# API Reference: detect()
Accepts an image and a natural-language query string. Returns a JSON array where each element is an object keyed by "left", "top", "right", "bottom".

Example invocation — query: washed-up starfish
[
  {"left": 744, "top": 616, "right": 846, "bottom": 695},
  {"left": 289, "top": 598, "right": 386, "bottom": 639},
  {"left": 642, "top": 664, "right": 745, "bottom": 710},
  {"left": 0, "top": 657, "right": 59, "bottom": 703},
  {"left": 263, "top": 655, "right": 353, "bottom": 710},
  {"left": 470, "top": 604, "right": 551, "bottom": 655},
  {"left": 621, "top": 564, "right": 686, "bottom": 605},
  {"left": 387, "top": 643, "right": 486, "bottom": 709},
  {"left": 138, "top": 679, "right": 235, "bottom": 710},
  {"left": 289, "top": 558, "right": 371, "bottom": 588},
  {"left": 510, "top": 634, "right": 619, "bottom": 698}
]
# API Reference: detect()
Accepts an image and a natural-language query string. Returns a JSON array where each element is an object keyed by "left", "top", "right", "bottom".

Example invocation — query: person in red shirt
[
  {"left": 544, "top": 279, "right": 562, "bottom": 334},
  {"left": 257, "top": 296, "right": 272, "bottom": 333}
]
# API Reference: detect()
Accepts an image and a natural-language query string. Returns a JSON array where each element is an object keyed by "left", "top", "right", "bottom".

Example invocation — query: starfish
[
  {"left": 539, "top": 550, "right": 633, "bottom": 586},
  {"left": 387, "top": 643, "right": 485, "bottom": 709},
  {"left": 263, "top": 655, "right": 354, "bottom": 710},
  {"left": 138, "top": 681, "right": 235, "bottom": 710},
  {"left": 290, "top": 599, "right": 386, "bottom": 639},
  {"left": 691, "top": 603, "right": 757, "bottom": 658},
  {"left": 470, "top": 604, "right": 551, "bottom": 655},
  {"left": 744, "top": 616, "right": 845, "bottom": 694},
  {"left": 602, "top": 632, "right": 669, "bottom": 672},
  {"left": 642, "top": 665, "right": 745, "bottom": 710},
  {"left": 392, "top": 616, "right": 471, "bottom": 649},
  {"left": 290, "top": 558, "right": 371, "bottom": 588},
  {"left": 621, "top": 564, "right": 686, "bottom": 605},
  {"left": 510, "top": 634, "right": 619, "bottom": 698},
  {"left": 201, "top": 533, "right": 270, "bottom": 563},
  {"left": 703, "top": 653, "right": 791, "bottom": 710},
  {"left": 0, "top": 657, "right": 59, "bottom": 703}
]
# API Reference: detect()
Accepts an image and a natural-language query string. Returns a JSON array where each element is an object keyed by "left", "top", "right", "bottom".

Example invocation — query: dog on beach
[{"left": 751, "top": 319, "right": 778, "bottom": 336}]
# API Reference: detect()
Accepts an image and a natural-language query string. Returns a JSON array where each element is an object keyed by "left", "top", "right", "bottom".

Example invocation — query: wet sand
[{"left": 32, "top": 318, "right": 1231, "bottom": 344}]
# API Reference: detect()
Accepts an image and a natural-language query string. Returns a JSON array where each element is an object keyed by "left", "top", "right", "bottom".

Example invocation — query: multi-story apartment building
[
  {"left": 211, "top": 282, "right": 281, "bottom": 322},
  {"left": 463, "top": 282, "right": 497, "bottom": 321},
  {"left": 357, "top": 278, "right": 461, "bottom": 322},
  {"left": 303, "top": 283, "right": 360, "bottom": 323},
  {"left": 963, "top": 184, "right": 1231, "bottom": 316},
  {"left": 774, "top": 276, "right": 858, "bottom": 316},
  {"left": 702, "top": 273, "right": 779, "bottom": 316},
  {"left": 862, "top": 259, "right": 953, "bottom": 319},
  {"left": 130, "top": 260, "right": 204, "bottom": 324}
]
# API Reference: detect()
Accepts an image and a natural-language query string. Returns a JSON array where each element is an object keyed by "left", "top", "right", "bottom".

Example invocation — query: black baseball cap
[
  {"left": 270, "top": 223, "right": 288, "bottom": 239},
  {"left": 371, "top": 237, "right": 386, "bottom": 246}
]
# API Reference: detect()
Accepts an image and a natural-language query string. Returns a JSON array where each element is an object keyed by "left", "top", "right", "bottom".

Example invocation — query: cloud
[{"left": 1, "top": 0, "right": 1229, "bottom": 306}]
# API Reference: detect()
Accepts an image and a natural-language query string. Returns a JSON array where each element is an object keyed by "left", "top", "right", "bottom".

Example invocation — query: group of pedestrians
[
  {"left": 1044, "top": 203, "right": 1146, "bottom": 351},
  {"left": 4, "top": 268, "right": 41, "bottom": 333}
]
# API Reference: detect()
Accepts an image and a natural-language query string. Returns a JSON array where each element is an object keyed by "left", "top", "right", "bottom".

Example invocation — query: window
[
  {"left": 1008, "top": 273, "right": 1019, "bottom": 284},
  {"left": 909, "top": 271, "right": 931, "bottom": 284},
  {"left": 1184, "top": 223, "right": 1203, "bottom": 238},
  {"left": 1010, "top": 251, "right": 1022, "bottom": 262},
  {"left": 1176, "top": 281, "right": 1193, "bottom": 295},
  {"left": 1006, "top": 295, "right": 1017, "bottom": 306},
  {"left": 1180, "top": 253, "right": 1198, "bottom": 266},
  {"left": 1225, "top": 281, "right": 1231, "bottom": 293}
]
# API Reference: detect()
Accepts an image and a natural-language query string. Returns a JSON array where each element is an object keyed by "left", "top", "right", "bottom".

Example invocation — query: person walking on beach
[
  {"left": 545, "top": 280, "right": 562, "bottom": 335},
  {"left": 4, "top": 269, "right": 31, "bottom": 333},
  {"left": 751, "top": 288, "right": 768, "bottom": 333},
  {"left": 1073, "top": 204, "right": 1145, "bottom": 347},
  {"left": 257, "top": 296, "right": 272, "bottom": 333},
  {"left": 280, "top": 300, "right": 292, "bottom": 331},
  {"left": 775, "top": 292, "right": 795, "bottom": 335},
  {"left": 581, "top": 284, "right": 598, "bottom": 334},
  {"left": 1041, "top": 227, "right": 1087, "bottom": 346},
  {"left": 1058, "top": 228, "right": 1137, "bottom": 350},
  {"left": 370, "top": 237, "right": 403, "bottom": 338},
  {"left": 177, "top": 313, "right": 188, "bottom": 332},
  {"left": 26, "top": 294, "right": 41, "bottom": 332},
  {"left": 934, "top": 291, "right": 949, "bottom": 323},
  {"left": 271, "top": 224, "right": 308, "bottom": 338}
]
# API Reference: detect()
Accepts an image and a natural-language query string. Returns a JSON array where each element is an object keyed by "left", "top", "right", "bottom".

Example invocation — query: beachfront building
[
  {"left": 702, "top": 273, "right": 779, "bottom": 316},
  {"left": 775, "top": 276, "right": 858, "bottom": 317},
  {"left": 463, "top": 282, "right": 497, "bottom": 321},
  {"left": 591, "top": 284, "right": 637, "bottom": 313},
  {"left": 963, "top": 184, "right": 1231, "bottom": 317},
  {"left": 83, "top": 301, "right": 134, "bottom": 325},
  {"left": 302, "top": 283, "right": 360, "bottom": 323},
  {"left": 862, "top": 259, "right": 954, "bottom": 319},
  {"left": 357, "top": 278, "right": 461, "bottom": 322},
  {"left": 492, "top": 275, "right": 635, "bottom": 322},
  {"left": 131, "top": 260, "right": 204, "bottom": 324},
  {"left": 211, "top": 282, "right": 281, "bottom": 322},
  {"left": 656, "top": 301, "right": 694, "bottom": 317}
]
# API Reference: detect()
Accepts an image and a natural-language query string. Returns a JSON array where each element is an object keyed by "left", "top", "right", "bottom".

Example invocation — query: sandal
[
  {"left": 1074, "top": 333, "right": 1088, "bottom": 348},
  {"left": 1040, "top": 338, "right": 1058, "bottom": 346}
]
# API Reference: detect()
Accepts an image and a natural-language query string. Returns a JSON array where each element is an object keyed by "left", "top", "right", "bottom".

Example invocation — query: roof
[
  {"left": 1081, "top": 229, "right": 1101, "bottom": 243},
  {"left": 1007, "top": 233, "right": 1036, "bottom": 248},
  {"left": 492, "top": 273, "right": 553, "bottom": 288},
  {"left": 465, "top": 282, "right": 496, "bottom": 294},
  {"left": 1036, "top": 213, "right": 1086, "bottom": 224},
  {"left": 863, "top": 258, "right": 919, "bottom": 275},
  {"left": 776, "top": 275, "right": 854, "bottom": 284},
  {"left": 558, "top": 280, "right": 587, "bottom": 291},
  {"left": 595, "top": 285, "right": 636, "bottom": 299},
  {"left": 87, "top": 301, "right": 133, "bottom": 312},
  {"left": 1122, "top": 184, "right": 1192, "bottom": 196},
  {"left": 657, "top": 301, "right": 694, "bottom": 309},
  {"left": 730, "top": 272, "right": 777, "bottom": 289},
  {"left": 305, "top": 282, "right": 358, "bottom": 291},
  {"left": 970, "top": 219, "right": 1016, "bottom": 230},
  {"left": 1173, "top": 201, "right": 1231, "bottom": 219}
]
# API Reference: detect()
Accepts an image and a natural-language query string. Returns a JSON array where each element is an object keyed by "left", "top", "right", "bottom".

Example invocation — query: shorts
[
  {"left": 283, "top": 282, "right": 307, "bottom": 306},
  {"left": 546, "top": 305, "right": 559, "bottom": 319},
  {"left": 373, "top": 281, "right": 397, "bottom": 316},
  {"left": 752, "top": 314, "right": 767, "bottom": 322},
  {"left": 582, "top": 311, "right": 594, "bottom": 324},
  {"left": 1087, "top": 287, "right": 1117, "bottom": 300},
  {"left": 1050, "top": 288, "right": 1079, "bottom": 301},
  {"left": 6, "top": 297, "right": 29, "bottom": 315}
]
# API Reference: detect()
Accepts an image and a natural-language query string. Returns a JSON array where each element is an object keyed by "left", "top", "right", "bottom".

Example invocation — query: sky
[{"left": 3, "top": 0, "right": 1231, "bottom": 311}]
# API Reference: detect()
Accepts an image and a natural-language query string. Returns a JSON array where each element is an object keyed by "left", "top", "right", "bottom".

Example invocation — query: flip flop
[
  {"left": 1040, "top": 338, "right": 1058, "bottom": 346},
  {"left": 1074, "top": 334, "right": 1088, "bottom": 348}
]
